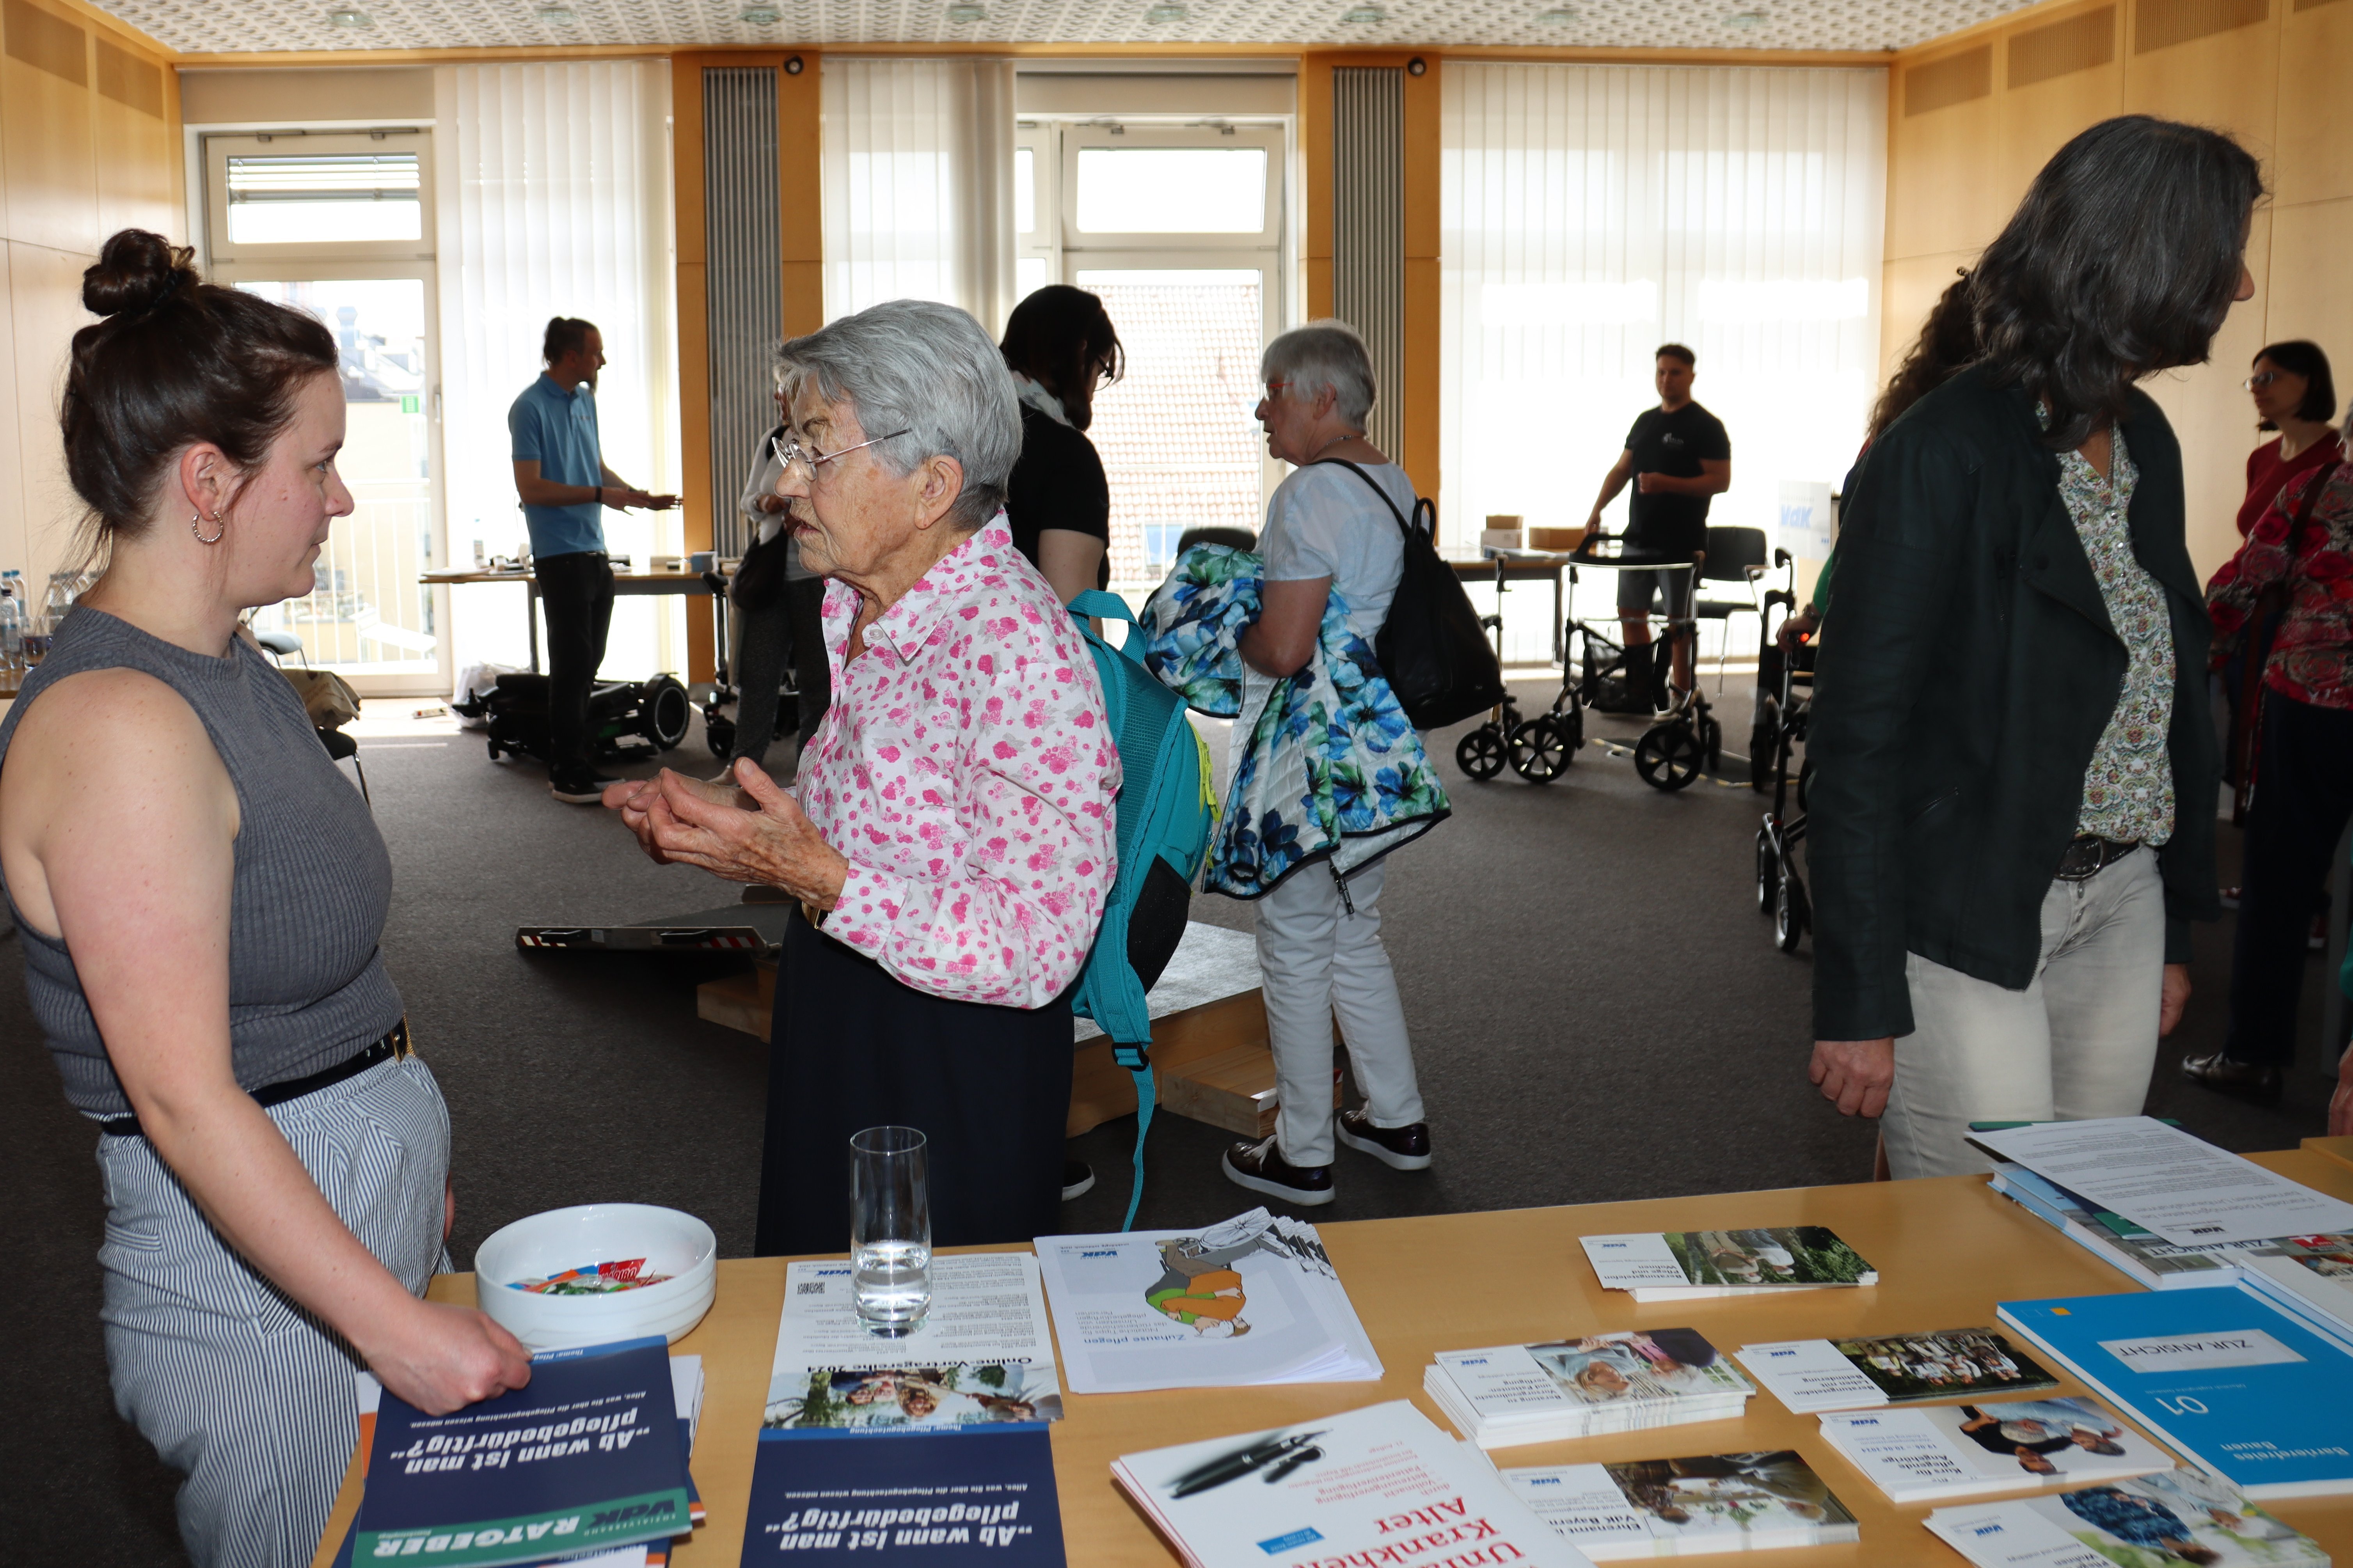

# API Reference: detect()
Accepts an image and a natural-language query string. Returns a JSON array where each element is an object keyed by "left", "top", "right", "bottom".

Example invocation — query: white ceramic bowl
[{"left": 474, "top": 1203, "right": 717, "bottom": 1352}]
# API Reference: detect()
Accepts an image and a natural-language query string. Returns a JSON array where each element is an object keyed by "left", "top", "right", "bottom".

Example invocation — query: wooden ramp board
[{"left": 694, "top": 921, "right": 1296, "bottom": 1138}]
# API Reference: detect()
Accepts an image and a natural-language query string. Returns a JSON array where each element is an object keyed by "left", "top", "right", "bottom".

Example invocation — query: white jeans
[
  {"left": 1883, "top": 845, "right": 2168, "bottom": 1180},
  {"left": 1258, "top": 857, "right": 1425, "bottom": 1167}
]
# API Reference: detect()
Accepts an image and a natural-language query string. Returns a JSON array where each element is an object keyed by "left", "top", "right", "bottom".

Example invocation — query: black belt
[
  {"left": 2055, "top": 834, "right": 2141, "bottom": 882},
  {"left": 94, "top": 1018, "right": 414, "bottom": 1139}
]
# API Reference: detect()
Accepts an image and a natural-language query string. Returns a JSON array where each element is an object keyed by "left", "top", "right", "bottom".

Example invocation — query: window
[
  {"left": 224, "top": 151, "right": 422, "bottom": 246},
  {"left": 1073, "top": 146, "right": 1268, "bottom": 234}
]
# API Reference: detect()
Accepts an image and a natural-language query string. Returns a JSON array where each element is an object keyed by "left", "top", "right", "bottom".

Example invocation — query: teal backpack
[{"left": 1064, "top": 589, "right": 1218, "bottom": 1230}]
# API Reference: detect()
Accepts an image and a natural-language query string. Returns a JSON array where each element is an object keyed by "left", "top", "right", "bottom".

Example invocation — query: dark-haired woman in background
[
  {"left": 0, "top": 232, "right": 529, "bottom": 1567},
  {"left": 2238, "top": 341, "right": 2337, "bottom": 539},
  {"left": 1807, "top": 117, "right": 2255, "bottom": 1178},
  {"left": 1001, "top": 284, "right": 1122, "bottom": 601}
]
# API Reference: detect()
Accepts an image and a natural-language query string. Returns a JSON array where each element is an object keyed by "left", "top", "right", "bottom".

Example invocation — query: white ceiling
[{"left": 103, "top": 0, "right": 2039, "bottom": 60}]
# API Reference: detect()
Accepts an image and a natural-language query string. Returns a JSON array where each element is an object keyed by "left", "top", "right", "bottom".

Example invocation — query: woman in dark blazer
[{"left": 1806, "top": 115, "right": 2259, "bottom": 1178}]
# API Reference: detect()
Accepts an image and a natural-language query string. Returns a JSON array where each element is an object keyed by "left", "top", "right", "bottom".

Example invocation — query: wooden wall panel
[
  {"left": 2140, "top": 208, "right": 2273, "bottom": 577},
  {"left": 94, "top": 64, "right": 174, "bottom": 241},
  {"left": 2264, "top": 197, "right": 2353, "bottom": 399},
  {"left": 1880, "top": 250, "right": 1975, "bottom": 383},
  {"left": 2273, "top": 0, "right": 2353, "bottom": 206},
  {"left": 2, "top": 1, "right": 98, "bottom": 255},
  {"left": 10, "top": 239, "right": 94, "bottom": 583},
  {"left": 0, "top": 240, "right": 23, "bottom": 582},
  {"left": 1886, "top": 68, "right": 2003, "bottom": 260},
  {"left": 1995, "top": 5, "right": 2122, "bottom": 201},
  {"left": 778, "top": 54, "right": 822, "bottom": 335},
  {"left": 2121, "top": 0, "right": 2280, "bottom": 161}
]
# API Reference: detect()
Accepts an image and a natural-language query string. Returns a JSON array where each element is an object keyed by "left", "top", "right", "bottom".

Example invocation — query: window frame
[
  {"left": 202, "top": 129, "right": 436, "bottom": 266},
  {"left": 1056, "top": 123, "right": 1285, "bottom": 252}
]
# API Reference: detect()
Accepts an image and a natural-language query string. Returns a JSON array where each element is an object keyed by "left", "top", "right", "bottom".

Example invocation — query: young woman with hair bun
[{"left": 0, "top": 229, "right": 530, "bottom": 1568}]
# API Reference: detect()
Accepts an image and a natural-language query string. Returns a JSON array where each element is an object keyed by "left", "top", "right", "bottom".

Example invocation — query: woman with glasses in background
[{"left": 604, "top": 299, "right": 1119, "bottom": 1254}]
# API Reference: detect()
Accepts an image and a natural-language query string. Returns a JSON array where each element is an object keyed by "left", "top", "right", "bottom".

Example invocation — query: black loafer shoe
[
  {"left": 2179, "top": 1051, "right": 2283, "bottom": 1105},
  {"left": 1221, "top": 1136, "right": 1334, "bottom": 1206},
  {"left": 1336, "top": 1109, "right": 1432, "bottom": 1171},
  {"left": 1061, "top": 1160, "right": 1095, "bottom": 1201}
]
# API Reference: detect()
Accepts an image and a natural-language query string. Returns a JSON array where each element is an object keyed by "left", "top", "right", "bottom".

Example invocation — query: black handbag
[{"left": 1314, "top": 458, "right": 1505, "bottom": 731}]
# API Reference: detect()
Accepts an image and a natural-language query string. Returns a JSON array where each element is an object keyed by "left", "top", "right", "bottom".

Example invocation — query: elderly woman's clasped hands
[{"left": 604, "top": 760, "right": 847, "bottom": 910}]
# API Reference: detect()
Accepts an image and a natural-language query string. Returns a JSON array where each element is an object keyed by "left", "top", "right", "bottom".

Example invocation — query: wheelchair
[{"left": 1751, "top": 559, "right": 1816, "bottom": 953}]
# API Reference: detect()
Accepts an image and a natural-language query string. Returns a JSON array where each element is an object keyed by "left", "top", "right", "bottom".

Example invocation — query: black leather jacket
[{"left": 1808, "top": 365, "right": 2220, "bottom": 1042}]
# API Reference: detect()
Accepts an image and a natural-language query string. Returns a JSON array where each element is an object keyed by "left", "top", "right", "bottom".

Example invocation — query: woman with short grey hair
[
  {"left": 605, "top": 298, "right": 1120, "bottom": 1253},
  {"left": 1221, "top": 318, "right": 1438, "bottom": 1208}
]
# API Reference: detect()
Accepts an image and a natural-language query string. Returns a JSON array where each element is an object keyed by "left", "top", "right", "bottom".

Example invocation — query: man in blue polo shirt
[{"left": 510, "top": 316, "right": 677, "bottom": 803}]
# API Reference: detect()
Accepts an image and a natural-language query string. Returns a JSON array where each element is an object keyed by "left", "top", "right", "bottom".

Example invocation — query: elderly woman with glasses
[{"left": 604, "top": 299, "right": 1120, "bottom": 1255}]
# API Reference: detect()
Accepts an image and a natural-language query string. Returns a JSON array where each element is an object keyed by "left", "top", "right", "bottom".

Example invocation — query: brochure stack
[
  {"left": 1732, "top": 1326, "right": 2057, "bottom": 1413},
  {"left": 1815, "top": 1395, "right": 2172, "bottom": 1502},
  {"left": 1424, "top": 1328, "right": 1754, "bottom": 1448},
  {"left": 1579, "top": 1226, "right": 1877, "bottom": 1301},
  {"left": 1924, "top": 1469, "right": 2331, "bottom": 1566},
  {"left": 1501, "top": 1450, "right": 1861, "bottom": 1558}
]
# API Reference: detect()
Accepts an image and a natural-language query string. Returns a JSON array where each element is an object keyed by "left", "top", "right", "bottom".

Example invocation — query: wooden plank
[
  {"left": 1067, "top": 990, "right": 1270, "bottom": 1136},
  {"left": 696, "top": 966, "right": 772, "bottom": 1040}
]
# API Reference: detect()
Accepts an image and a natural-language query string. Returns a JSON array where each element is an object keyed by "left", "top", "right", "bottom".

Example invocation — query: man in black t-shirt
[{"left": 1582, "top": 344, "right": 1732, "bottom": 707}]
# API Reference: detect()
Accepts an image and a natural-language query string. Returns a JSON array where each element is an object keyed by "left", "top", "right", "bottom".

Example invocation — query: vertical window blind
[{"left": 1440, "top": 63, "right": 1886, "bottom": 566}]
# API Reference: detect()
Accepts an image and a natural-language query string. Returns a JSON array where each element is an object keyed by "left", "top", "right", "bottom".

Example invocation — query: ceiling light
[
  {"left": 1722, "top": 10, "right": 1766, "bottom": 26},
  {"left": 1536, "top": 7, "right": 1576, "bottom": 22},
  {"left": 536, "top": 4, "right": 576, "bottom": 20},
  {"left": 739, "top": 3, "right": 780, "bottom": 19},
  {"left": 326, "top": 7, "right": 371, "bottom": 24},
  {"left": 1144, "top": 2, "right": 1188, "bottom": 20},
  {"left": 1341, "top": 5, "right": 1387, "bottom": 23},
  {"left": 945, "top": 2, "right": 987, "bottom": 19}
]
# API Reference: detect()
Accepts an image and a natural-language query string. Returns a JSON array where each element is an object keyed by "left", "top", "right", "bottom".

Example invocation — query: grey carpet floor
[{"left": 2, "top": 677, "right": 2336, "bottom": 1563}]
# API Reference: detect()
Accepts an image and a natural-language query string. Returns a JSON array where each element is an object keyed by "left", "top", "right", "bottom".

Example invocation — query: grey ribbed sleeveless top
[{"left": 0, "top": 608, "right": 402, "bottom": 1116}]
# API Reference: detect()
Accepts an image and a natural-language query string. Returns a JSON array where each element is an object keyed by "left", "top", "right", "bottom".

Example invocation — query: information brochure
[
  {"left": 1998, "top": 1284, "right": 2353, "bottom": 1498},
  {"left": 762, "top": 1253, "right": 1062, "bottom": 1433},
  {"left": 1923, "top": 1469, "right": 2330, "bottom": 1567},
  {"left": 1033, "top": 1208, "right": 1382, "bottom": 1393},
  {"left": 2240, "top": 1234, "right": 2353, "bottom": 1345},
  {"left": 1816, "top": 1396, "right": 2172, "bottom": 1503},
  {"left": 1989, "top": 1160, "right": 2278, "bottom": 1290},
  {"left": 741, "top": 1425, "right": 1064, "bottom": 1565},
  {"left": 1579, "top": 1226, "right": 1877, "bottom": 1300},
  {"left": 1733, "top": 1327, "right": 2056, "bottom": 1414},
  {"left": 1501, "top": 1451, "right": 1859, "bottom": 1558},
  {"left": 1425, "top": 1328, "right": 1753, "bottom": 1447},
  {"left": 352, "top": 1336, "right": 693, "bottom": 1568},
  {"left": 1969, "top": 1117, "right": 2353, "bottom": 1247},
  {"left": 1112, "top": 1399, "right": 1595, "bottom": 1568}
]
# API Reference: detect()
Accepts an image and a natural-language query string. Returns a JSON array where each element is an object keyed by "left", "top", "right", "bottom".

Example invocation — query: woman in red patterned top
[{"left": 2189, "top": 419, "right": 2353, "bottom": 1110}]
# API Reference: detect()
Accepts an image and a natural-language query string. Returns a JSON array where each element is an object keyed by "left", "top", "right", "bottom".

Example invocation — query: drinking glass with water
[{"left": 850, "top": 1125, "right": 931, "bottom": 1337}]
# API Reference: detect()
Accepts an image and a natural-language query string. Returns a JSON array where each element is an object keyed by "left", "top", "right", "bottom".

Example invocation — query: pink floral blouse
[{"left": 798, "top": 518, "right": 1121, "bottom": 1008}]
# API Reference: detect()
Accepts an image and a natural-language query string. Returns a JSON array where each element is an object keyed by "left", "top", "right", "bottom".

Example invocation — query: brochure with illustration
[
  {"left": 1923, "top": 1469, "right": 2330, "bottom": 1567},
  {"left": 1988, "top": 1160, "right": 2272, "bottom": 1290},
  {"left": 742, "top": 1424, "right": 1065, "bottom": 1565},
  {"left": 1580, "top": 1226, "right": 1877, "bottom": 1300},
  {"left": 1733, "top": 1327, "right": 2056, "bottom": 1414},
  {"left": 1969, "top": 1117, "right": 2353, "bottom": 1248},
  {"left": 762, "top": 1253, "right": 1062, "bottom": 1433},
  {"left": 1501, "top": 1450, "right": 1859, "bottom": 1559},
  {"left": 2239, "top": 1234, "right": 2353, "bottom": 1346},
  {"left": 1817, "top": 1396, "right": 2172, "bottom": 1503},
  {"left": 1112, "top": 1399, "right": 1594, "bottom": 1568},
  {"left": 1425, "top": 1329, "right": 1753, "bottom": 1448},
  {"left": 1034, "top": 1208, "right": 1382, "bottom": 1393},
  {"left": 1999, "top": 1284, "right": 2353, "bottom": 1498},
  {"left": 352, "top": 1336, "right": 692, "bottom": 1568}
]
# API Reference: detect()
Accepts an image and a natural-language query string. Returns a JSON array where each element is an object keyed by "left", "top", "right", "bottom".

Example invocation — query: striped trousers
[{"left": 94, "top": 1055, "right": 450, "bottom": 1568}]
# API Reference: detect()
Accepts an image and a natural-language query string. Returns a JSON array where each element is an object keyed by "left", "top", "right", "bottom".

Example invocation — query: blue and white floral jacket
[{"left": 1140, "top": 544, "right": 1449, "bottom": 899}]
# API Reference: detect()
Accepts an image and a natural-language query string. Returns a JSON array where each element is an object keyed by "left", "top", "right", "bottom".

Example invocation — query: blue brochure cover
[
  {"left": 741, "top": 1426, "right": 1064, "bottom": 1564},
  {"left": 1998, "top": 1286, "right": 2353, "bottom": 1498},
  {"left": 354, "top": 1336, "right": 691, "bottom": 1566}
]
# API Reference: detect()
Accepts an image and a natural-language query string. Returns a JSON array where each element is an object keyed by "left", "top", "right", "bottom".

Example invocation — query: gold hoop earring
[{"left": 192, "top": 511, "right": 224, "bottom": 545}]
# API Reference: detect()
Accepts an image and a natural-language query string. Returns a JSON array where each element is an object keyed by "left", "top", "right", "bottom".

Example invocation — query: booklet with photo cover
[
  {"left": 1425, "top": 1328, "right": 1753, "bottom": 1448},
  {"left": 1112, "top": 1399, "right": 1594, "bottom": 1568},
  {"left": 1817, "top": 1395, "right": 2173, "bottom": 1504},
  {"left": 1501, "top": 1450, "right": 1860, "bottom": 1559},
  {"left": 1733, "top": 1327, "right": 2056, "bottom": 1414},
  {"left": 1923, "top": 1469, "right": 2330, "bottom": 1567},
  {"left": 1581, "top": 1226, "right": 1877, "bottom": 1300},
  {"left": 1988, "top": 1160, "right": 2273, "bottom": 1290},
  {"left": 762, "top": 1254, "right": 1061, "bottom": 1434},
  {"left": 1035, "top": 1208, "right": 1382, "bottom": 1393},
  {"left": 2240, "top": 1233, "right": 2353, "bottom": 1344}
]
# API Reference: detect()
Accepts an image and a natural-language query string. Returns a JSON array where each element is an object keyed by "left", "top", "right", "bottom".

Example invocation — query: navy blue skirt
[{"left": 753, "top": 909, "right": 1074, "bottom": 1257}]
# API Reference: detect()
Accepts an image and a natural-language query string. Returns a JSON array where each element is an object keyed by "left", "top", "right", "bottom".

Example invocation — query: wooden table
[
  {"left": 422, "top": 567, "right": 723, "bottom": 675},
  {"left": 311, "top": 1148, "right": 2353, "bottom": 1567}
]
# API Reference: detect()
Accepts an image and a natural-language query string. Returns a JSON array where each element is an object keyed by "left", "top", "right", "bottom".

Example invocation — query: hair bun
[{"left": 83, "top": 229, "right": 197, "bottom": 319}]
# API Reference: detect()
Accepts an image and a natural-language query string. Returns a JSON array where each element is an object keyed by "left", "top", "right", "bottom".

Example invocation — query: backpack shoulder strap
[
  {"left": 1311, "top": 457, "right": 1413, "bottom": 537},
  {"left": 1068, "top": 588, "right": 1148, "bottom": 667}
]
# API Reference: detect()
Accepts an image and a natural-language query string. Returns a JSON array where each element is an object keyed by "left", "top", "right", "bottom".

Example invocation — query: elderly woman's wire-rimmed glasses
[{"left": 772, "top": 427, "right": 913, "bottom": 478}]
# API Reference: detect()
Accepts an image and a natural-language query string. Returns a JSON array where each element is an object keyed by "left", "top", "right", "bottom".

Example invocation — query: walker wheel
[
  {"left": 1508, "top": 715, "right": 1571, "bottom": 784},
  {"left": 1749, "top": 696, "right": 1779, "bottom": 791},
  {"left": 1634, "top": 724, "right": 1705, "bottom": 791},
  {"left": 1456, "top": 725, "right": 1507, "bottom": 781},
  {"left": 1756, "top": 827, "right": 1778, "bottom": 915},
  {"left": 1775, "top": 864, "right": 1810, "bottom": 952},
  {"left": 1553, "top": 701, "right": 1584, "bottom": 752},
  {"left": 1700, "top": 715, "right": 1723, "bottom": 773},
  {"left": 487, "top": 739, "right": 503, "bottom": 762}
]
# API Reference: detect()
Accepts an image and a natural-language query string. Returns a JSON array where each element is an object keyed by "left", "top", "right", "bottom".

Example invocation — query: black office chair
[
  {"left": 1691, "top": 525, "right": 1771, "bottom": 691},
  {"left": 1175, "top": 526, "right": 1257, "bottom": 554},
  {"left": 251, "top": 628, "right": 368, "bottom": 804}
]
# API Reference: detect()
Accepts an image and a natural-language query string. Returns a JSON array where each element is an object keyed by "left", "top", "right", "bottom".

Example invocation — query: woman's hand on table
[
  {"left": 604, "top": 761, "right": 849, "bottom": 907},
  {"left": 361, "top": 1298, "right": 533, "bottom": 1416}
]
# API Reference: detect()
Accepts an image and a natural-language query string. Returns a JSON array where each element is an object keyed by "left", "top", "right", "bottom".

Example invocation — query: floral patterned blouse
[
  {"left": 798, "top": 518, "right": 1120, "bottom": 1008},
  {"left": 2057, "top": 427, "right": 2176, "bottom": 845}
]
